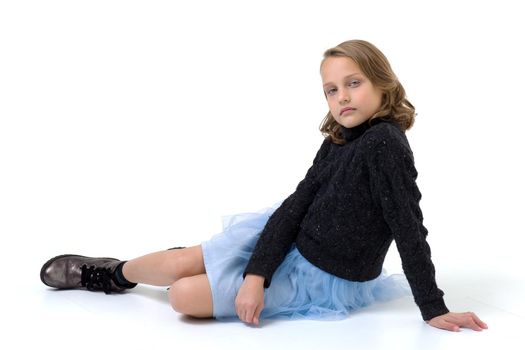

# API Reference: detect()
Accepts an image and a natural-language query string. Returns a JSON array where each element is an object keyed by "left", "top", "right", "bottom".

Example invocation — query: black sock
[{"left": 113, "top": 261, "right": 137, "bottom": 289}]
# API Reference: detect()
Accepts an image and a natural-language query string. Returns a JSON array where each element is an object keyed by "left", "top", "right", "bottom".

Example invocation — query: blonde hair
[{"left": 319, "top": 39, "right": 416, "bottom": 145}]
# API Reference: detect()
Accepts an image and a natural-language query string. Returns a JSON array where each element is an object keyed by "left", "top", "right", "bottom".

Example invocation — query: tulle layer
[{"left": 201, "top": 200, "right": 412, "bottom": 321}]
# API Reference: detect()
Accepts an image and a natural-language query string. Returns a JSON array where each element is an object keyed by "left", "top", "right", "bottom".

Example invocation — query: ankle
[{"left": 113, "top": 261, "right": 137, "bottom": 289}]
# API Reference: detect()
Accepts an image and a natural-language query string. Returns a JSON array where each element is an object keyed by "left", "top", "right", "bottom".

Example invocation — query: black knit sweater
[{"left": 243, "top": 117, "right": 449, "bottom": 321}]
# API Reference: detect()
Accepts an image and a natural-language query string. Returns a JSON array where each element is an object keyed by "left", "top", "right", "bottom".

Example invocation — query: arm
[
  {"left": 367, "top": 136, "right": 449, "bottom": 321},
  {"left": 242, "top": 137, "right": 331, "bottom": 287},
  {"left": 367, "top": 136, "right": 488, "bottom": 331},
  {"left": 235, "top": 138, "right": 331, "bottom": 325}
]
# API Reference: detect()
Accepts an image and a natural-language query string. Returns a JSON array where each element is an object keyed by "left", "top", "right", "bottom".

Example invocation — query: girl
[{"left": 40, "top": 39, "right": 488, "bottom": 332}]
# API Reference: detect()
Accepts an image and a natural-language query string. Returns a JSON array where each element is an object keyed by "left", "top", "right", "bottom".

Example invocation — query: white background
[{"left": 1, "top": 0, "right": 524, "bottom": 349}]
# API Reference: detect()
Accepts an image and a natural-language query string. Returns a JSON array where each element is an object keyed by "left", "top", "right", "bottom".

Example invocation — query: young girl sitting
[{"left": 40, "top": 39, "right": 488, "bottom": 333}]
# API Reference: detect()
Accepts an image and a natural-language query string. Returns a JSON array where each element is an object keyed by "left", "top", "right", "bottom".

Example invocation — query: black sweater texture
[{"left": 243, "top": 117, "right": 449, "bottom": 321}]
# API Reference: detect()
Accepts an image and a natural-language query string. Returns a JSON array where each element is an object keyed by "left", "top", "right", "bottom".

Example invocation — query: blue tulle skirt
[{"left": 201, "top": 200, "right": 412, "bottom": 321}]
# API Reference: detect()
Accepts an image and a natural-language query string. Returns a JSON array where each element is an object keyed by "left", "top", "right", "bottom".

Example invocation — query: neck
[
  {"left": 340, "top": 121, "right": 372, "bottom": 142},
  {"left": 340, "top": 117, "right": 393, "bottom": 142}
]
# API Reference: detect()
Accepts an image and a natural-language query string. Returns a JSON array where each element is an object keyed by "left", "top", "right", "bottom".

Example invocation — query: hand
[
  {"left": 235, "top": 274, "right": 265, "bottom": 326},
  {"left": 427, "top": 311, "right": 488, "bottom": 332}
]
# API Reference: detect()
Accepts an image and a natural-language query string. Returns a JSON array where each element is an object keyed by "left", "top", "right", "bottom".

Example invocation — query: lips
[{"left": 340, "top": 107, "right": 356, "bottom": 116}]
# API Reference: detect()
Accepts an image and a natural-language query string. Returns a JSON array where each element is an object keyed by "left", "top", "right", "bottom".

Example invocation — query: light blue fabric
[{"left": 201, "top": 200, "right": 412, "bottom": 321}]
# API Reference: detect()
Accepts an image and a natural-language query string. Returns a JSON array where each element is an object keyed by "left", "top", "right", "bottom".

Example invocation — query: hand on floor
[{"left": 427, "top": 311, "right": 488, "bottom": 332}]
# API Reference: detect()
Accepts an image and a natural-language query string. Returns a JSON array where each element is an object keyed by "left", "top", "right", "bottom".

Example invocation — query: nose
[{"left": 338, "top": 91, "right": 350, "bottom": 104}]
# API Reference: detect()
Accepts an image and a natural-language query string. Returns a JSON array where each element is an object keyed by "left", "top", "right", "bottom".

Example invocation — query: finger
[
  {"left": 253, "top": 303, "right": 264, "bottom": 326},
  {"left": 457, "top": 313, "right": 483, "bottom": 331},
  {"left": 470, "top": 312, "right": 488, "bottom": 329},
  {"left": 465, "top": 318, "right": 483, "bottom": 331},
  {"left": 237, "top": 306, "right": 247, "bottom": 323},
  {"left": 438, "top": 319, "right": 460, "bottom": 332},
  {"left": 252, "top": 308, "right": 260, "bottom": 326},
  {"left": 239, "top": 309, "right": 245, "bottom": 323},
  {"left": 468, "top": 317, "right": 484, "bottom": 331},
  {"left": 235, "top": 304, "right": 243, "bottom": 322},
  {"left": 245, "top": 306, "right": 256, "bottom": 324}
]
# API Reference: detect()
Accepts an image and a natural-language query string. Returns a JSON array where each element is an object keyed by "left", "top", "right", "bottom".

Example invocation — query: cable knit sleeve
[
  {"left": 243, "top": 138, "right": 331, "bottom": 287},
  {"left": 367, "top": 135, "right": 449, "bottom": 321}
]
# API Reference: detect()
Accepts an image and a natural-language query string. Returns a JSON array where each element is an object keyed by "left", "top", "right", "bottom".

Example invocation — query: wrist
[{"left": 245, "top": 274, "right": 266, "bottom": 286}]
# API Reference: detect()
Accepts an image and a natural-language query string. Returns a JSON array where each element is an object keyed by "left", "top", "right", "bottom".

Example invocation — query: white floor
[
  {"left": 2, "top": 2, "right": 525, "bottom": 347},
  {"left": 2, "top": 246, "right": 523, "bottom": 350}
]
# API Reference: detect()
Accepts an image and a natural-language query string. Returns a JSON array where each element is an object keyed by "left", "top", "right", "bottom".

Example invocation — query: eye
[
  {"left": 326, "top": 88, "right": 336, "bottom": 95},
  {"left": 348, "top": 80, "right": 360, "bottom": 87}
]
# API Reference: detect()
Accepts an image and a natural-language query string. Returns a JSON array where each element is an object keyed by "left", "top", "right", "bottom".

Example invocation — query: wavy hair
[{"left": 319, "top": 39, "right": 416, "bottom": 145}]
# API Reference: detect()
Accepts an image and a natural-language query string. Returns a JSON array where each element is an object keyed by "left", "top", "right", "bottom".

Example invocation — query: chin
[
  {"left": 341, "top": 120, "right": 361, "bottom": 129},
  {"left": 346, "top": 118, "right": 370, "bottom": 129}
]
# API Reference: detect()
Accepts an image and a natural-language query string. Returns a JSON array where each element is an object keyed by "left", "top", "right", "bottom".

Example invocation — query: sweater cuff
[
  {"left": 242, "top": 270, "right": 271, "bottom": 288},
  {"left": 420, "top": 298, "right": 449, "bottom": 321}
]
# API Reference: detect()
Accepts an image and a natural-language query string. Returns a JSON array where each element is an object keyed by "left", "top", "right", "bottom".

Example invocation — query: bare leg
[
  {"left": 122, "top": 245, "right": 205, "bottom": 286},
  {"left": 169, "top": 274, "right": 213, "bottom": 318},
  {"left": 122, "top": 244, "right": 213, "bottom": 318}
]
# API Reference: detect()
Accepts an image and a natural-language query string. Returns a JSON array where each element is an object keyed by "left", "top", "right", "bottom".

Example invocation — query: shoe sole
[{"left": 40, "top": 254, "right": 118, "bottom": 288}]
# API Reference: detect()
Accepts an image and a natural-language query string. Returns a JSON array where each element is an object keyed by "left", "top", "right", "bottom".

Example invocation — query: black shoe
[{"left": 40, "top": 254, "right": 136, "bottom": 294}]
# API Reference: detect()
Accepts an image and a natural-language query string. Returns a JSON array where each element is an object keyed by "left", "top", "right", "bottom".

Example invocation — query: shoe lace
[{"left": 80, "top": 265, "right": 113, "bottom": 294}]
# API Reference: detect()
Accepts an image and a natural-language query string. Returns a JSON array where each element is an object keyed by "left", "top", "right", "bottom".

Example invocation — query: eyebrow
[{"left": 323, "top": 73, "right": 362, "bottom": 88}]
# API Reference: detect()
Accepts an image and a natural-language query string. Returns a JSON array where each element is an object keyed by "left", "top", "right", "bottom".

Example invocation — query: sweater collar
[{"left": 340, "top": 117, "right": 392, "bottom": 142}]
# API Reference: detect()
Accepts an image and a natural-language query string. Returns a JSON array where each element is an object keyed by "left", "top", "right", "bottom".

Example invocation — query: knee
[
  {"left": 168, "top": 274, "right": 213, "bottom": 319},
  {"left": 168, "top": 278, "right": 194, "bottom": 315},
  {"left": 166, "top": 248, "right": 202, "bottom": 281}
]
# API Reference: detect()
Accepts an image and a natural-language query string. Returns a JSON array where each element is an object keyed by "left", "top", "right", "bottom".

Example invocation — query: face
[{"left": 320, "top": 56, "right": 383, "bottom": 129}]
